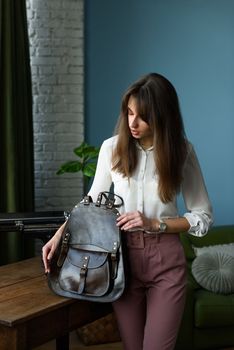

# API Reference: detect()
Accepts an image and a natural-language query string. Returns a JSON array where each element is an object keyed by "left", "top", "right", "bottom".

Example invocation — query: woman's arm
[
  {"left": 42, "top": 222, "right": 66, "bottom": 273},
  {"left": 87, "top": 138, "right": 113, "bottom": 200},
  {"left": 181, "top": 144, "right": 213, "bottom": 236},
  {"left": 116, "top": 211, "right": 190, "bottom": 233}
]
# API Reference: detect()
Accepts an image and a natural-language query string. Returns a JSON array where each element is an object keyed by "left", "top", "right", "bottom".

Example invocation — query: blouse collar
[{"left": 135, "top": 141, "right": 154, "bottom": 151}]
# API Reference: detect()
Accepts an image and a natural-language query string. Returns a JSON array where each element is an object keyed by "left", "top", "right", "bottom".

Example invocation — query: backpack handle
[{"left": 95, "top": 191, "right": 124, "bottom": 209}]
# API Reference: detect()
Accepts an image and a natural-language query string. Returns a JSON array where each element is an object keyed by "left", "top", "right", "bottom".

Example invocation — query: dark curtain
[{"left": 0, "top": 0, "right": 34, "bottom": 264}]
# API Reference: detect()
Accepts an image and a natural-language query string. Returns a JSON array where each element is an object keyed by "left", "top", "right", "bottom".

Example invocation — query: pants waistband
[
  {"left": 123, "top": 230, "right": 179, "bottom": 249},
  {"left": 124, "top": 230, "right": 160, "bottom": 249}
]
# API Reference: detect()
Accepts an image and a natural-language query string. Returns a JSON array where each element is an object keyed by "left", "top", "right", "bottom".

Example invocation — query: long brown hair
[{"left": 112, "top": 73, "right": 187, "bottom": 203}]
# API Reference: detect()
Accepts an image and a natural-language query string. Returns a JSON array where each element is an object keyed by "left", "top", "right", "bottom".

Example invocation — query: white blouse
[{"left": 88, "top": 135, "right": 213, "bottom": 237}]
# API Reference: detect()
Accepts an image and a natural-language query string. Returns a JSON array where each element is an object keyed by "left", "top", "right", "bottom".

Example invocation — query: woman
[{"left": 42, "top": 73, "right": 213, "bottom": 350}]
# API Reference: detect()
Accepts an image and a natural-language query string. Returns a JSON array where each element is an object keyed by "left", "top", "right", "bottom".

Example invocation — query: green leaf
[
  {"left": 83, "top": 162, "right": 97, "bottom": 178},
  {"left": 73, "top": 142, "right": 100, "bottom": 159},
  {"left": 56, "top": 161, "right": 82, "bottom": 175},
  {"left": 73, "top": 145, "right": 82, "bottom": 158},
  {"left": 83, "top": 149, "right": 100, "bottom": 162},
  {"left": 73, "top": 142, "right": 90, "bottom": 158},
  {"left": 57, "top": 141, "right": 100, "bottom": 182}
]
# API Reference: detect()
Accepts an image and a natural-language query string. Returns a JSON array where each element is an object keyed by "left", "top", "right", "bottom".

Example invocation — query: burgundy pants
[{"left": 113, "top": 231, "right": 186, "bottom": 350}]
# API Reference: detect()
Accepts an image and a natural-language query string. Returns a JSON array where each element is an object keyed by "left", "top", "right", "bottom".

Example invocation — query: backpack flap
[{"left": 58, "top": 247, "right": 110, "bottom": 297}]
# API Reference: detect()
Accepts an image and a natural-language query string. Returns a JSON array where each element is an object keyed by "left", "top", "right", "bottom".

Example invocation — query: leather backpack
[{"left": 48, "top": 192, "right": 125, "bottom": 302}]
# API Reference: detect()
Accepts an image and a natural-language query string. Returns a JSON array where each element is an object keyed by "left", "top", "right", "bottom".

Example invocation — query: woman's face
[{"left": 127, "top": 95, "right": 153, "bottom": 144}]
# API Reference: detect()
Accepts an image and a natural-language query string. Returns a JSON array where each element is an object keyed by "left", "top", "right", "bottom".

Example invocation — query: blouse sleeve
[
  {"left": 182, "top": 144, "right": 213, "bottom": 237},
  {"left": 87, "top": 139, "right": 113, "bottom": 202}
]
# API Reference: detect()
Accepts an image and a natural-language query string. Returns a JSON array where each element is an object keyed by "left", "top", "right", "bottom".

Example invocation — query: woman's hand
[
  {"left": 116, "top": 211, "right": 155, "bottom": 232},
  {"left": 42, "top": 222, "right": 65, "bottom": 273}
]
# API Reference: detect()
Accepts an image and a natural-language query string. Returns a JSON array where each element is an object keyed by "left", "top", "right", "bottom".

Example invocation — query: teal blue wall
[{"left": 85, "top": 0, "right": 234, "bottom": 226}]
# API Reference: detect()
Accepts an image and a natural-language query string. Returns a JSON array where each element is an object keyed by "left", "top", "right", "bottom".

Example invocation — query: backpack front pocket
[{"left": 58, "top": 247, "right": 111, "bottom": 297}]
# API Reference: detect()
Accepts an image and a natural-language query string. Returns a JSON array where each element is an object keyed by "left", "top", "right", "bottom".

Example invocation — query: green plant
[{"left": 57, "top": 141, "right": 100, "bottom": 191}]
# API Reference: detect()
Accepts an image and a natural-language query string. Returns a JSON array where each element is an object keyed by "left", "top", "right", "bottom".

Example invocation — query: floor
[
  {"left": 35, "top": 332, "right": 234, "bottom": 350},
  {"left": 35, "top": 331, "right": 122, "bottom": 349}
]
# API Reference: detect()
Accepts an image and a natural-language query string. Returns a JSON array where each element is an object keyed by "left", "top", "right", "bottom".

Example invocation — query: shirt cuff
[{"left": 183, "top": 211, "right": 212, "bottom": 237}]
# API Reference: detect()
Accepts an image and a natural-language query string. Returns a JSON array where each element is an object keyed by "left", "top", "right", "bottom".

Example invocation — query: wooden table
[{"left": 0, "top": 257, "right": 111, "bottom": 350}]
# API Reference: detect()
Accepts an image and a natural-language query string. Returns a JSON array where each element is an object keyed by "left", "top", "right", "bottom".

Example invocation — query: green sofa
[{"left": 175, "top": 225, "right": 234, "bottom": 350}]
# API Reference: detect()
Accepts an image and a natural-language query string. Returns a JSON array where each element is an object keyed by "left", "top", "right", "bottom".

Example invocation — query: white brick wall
[{"left": 26, "top": 0, "right": 84, "bottom": 212}]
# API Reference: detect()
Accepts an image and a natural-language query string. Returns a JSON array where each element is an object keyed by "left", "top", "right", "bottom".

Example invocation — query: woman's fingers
[
  {"left": 116, "top": 211, "right": 143, "bottom": 230},
  {"left": 42, "top": 246, "right": 50, "bottom": 273},
  {"left": 42, "top": 242, "right": 56, "bottom": 273}
]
